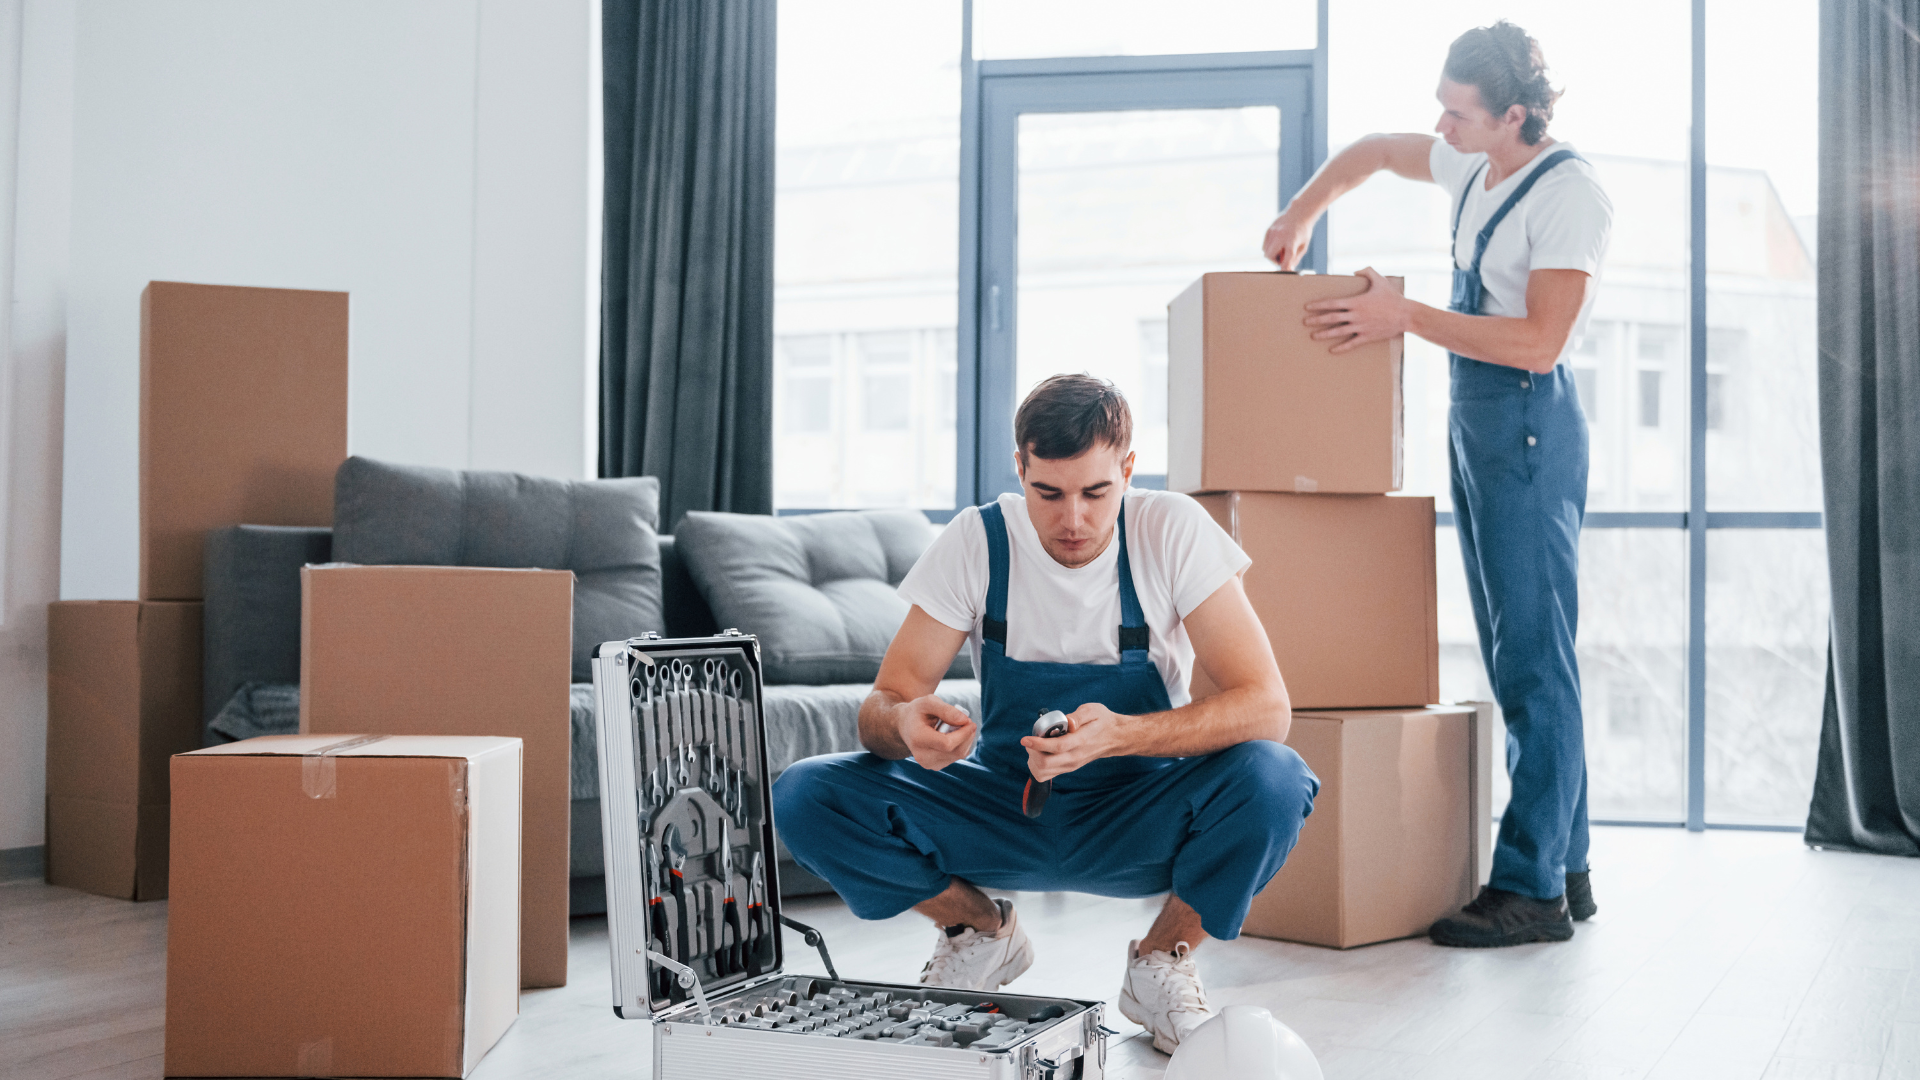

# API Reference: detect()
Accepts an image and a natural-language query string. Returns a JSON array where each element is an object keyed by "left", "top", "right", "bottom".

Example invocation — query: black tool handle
[
  {"left": 1023, "top": 713, "right": 1071, "bottom": 819},
  {"left": 649, "top": 897, "right": 673, "bottom": 1003},
  {"left": 720, "top": 895, "right": 741, "bottom": 976},
  {"left": 744, "top": 899, "right": 765, "bottom": 975},
  {"left": 668, "top": 870, "right": 690, "bottom": 1000}
]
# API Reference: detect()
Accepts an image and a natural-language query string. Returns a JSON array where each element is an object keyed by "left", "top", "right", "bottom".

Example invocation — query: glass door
[{"left": 974, "top": 60, "right": 1318, "bottom": 499}]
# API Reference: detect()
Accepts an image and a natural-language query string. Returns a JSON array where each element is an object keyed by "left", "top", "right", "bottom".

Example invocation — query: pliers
[
  {"left": 646, "top": 843, "right": 673, "bottom": 1004},
  {"left": 719, "top": 837, "right": 742, "bottom": 976},
  {"left": 745, "top": 851, "right": 768, "bottom": 975},
  {"left": 663, "top": 824, "right": 691, "bottom": 1001}
]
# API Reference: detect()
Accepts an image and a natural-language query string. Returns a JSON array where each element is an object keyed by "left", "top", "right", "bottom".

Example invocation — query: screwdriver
[{"left": 1022, "top": 710, "right": 1070, "bottom": 818}]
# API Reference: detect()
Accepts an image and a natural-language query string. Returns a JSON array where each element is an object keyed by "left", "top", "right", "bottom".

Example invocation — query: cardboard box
[
  {"left": 166, "top": 734, "right": 521, "bottom": 1077},
  {"left": 1194, "top": 491, "right": 1437, "bottom": 709},
  {"left": 141, "top": 281, "right": 348, "bottom": 600},
  {"left": 1168, "top": 272, "right": 1404, "bottom": 495},
  {"left": 45, "top": 600, "right": 202, "bottom": 899},
  {"left": 301, "top": 565, "right": 572, "bottom": 988},
  {"left": 1242, "top": 704, "right": 1494, "bottom": 948}
]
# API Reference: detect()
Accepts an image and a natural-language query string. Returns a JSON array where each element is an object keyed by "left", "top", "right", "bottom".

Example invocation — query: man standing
[
  {"left": 1261, "top": 21, "right": 1611, "bottom": 947},
  {"left": 774, "top": 375, "right": 1318, "bottom": 1054}
]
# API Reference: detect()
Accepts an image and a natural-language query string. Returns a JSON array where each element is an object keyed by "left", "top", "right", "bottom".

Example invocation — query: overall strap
[
  {"left": 1465, "top": 148, "right": 1582, "bottom": 274},
  {"left": 1116, "top": 501, "right": 1149, "bottom": 654},
  {"left": 1450, "top": 162, "right": 1485, "bottom": 255},
  {"left": 980, "top": 501, "right": 1010, "bottom": 645}
]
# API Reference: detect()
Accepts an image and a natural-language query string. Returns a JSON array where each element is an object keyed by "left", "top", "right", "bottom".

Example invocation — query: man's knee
[
  {"left": 770, "top": 755, "right": 845, "bottom": 856},
  {"left": 1219, "top": 740, "right": 1319, "bottom": 821}
]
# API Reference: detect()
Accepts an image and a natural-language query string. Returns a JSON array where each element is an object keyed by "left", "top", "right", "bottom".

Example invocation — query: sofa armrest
[
  {"left": 658, "top": 534, "right": 718, "bottom": 638},
  {"left": 202, "top": 525, "right": 333, "bottom": 743}
]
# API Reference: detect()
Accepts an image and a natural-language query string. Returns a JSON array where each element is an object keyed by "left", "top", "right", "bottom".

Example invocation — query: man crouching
[{"left": 773, "top": 374, "right": 1318, "bottom": 1054}]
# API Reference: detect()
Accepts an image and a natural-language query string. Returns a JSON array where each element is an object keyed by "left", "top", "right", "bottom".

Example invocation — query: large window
[
  {"left": 774, "top": 1, "right": 1826, "bottom": 829},
  {"left": 772, "top": 0, "right": 962, "bottom": 509}
]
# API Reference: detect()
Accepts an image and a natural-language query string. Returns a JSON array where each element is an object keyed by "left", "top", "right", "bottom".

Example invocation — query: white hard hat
[{"left": 1164, "top": 1005, "right": 1323, "bottom": 1080}]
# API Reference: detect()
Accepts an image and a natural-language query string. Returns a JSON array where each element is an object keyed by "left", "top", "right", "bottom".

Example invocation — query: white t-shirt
[
  {"left": 898, "top": 489, "right": 1250, "bottom": 707},
  {"left": 1429, "top": 138, "right": 1613, "bottom": 364}
]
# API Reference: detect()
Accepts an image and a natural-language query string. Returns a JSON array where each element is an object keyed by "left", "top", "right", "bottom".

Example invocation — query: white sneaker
[
  {"left": 918, "top": 898, "right": 1034, "bottom": 991},
  {"left": 1117, "top": 939, "right": 1215, "bottom": 1055}
]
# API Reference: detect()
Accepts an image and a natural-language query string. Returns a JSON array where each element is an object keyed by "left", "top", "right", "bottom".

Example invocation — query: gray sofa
[{"left": 202, "top": 461, "right": 978, "bottom": 914}]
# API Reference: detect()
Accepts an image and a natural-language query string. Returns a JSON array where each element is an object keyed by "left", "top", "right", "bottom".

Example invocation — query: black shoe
[
  {"left": 1566, "top": 870, "right": 1597, "bottom": 921},
  {"left": 1429, "top": 886, "right": 1574, "bottom": 948}
]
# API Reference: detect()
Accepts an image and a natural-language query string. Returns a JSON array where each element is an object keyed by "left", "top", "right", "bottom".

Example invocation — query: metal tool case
[{"left": 592, "top": 632, "right": 1110, "bottom": 1079}]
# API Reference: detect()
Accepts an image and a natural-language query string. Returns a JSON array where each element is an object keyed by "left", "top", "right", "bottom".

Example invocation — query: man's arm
[
  {"left": 1022, "top": 574, "right": 1290, "bottom": 783},
  {"left": 1264, "top": 133, "right": 1437, "bottom": 269},
  {"left": 1302, "top": 266, "right": 1592, "bottom": 374},
  {"left": 858, "top": 605, "right": 978, "bottom": 769}
]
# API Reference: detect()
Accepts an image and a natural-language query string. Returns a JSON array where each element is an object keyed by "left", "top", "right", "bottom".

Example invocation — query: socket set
[{"left": 592, "top": 633, "right": 1111, "bottom": 1080}]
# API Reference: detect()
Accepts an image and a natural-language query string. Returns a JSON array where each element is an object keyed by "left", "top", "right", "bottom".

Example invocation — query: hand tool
[
  {"left": 679, "top": 657, "right": 702, "bottom": 780},
  {"left": 680, "top": 661, "right": 700, "bottom": 787},
  {"left": 630, "top": 668, "right": 653, "bottom": 829},
  {"left": 1023, "top": 710, "right": 1070, "bottom": 819},
  {"left": 745, "top": 851, "right": 768, "bottom": 975},
  {"left": 646, "top": 842, "right": 673, "bottom": 1004},
  {"left": 720, "top": 667, "right": 741, "bottom": 808},
  {"left": 719, "top": 839, "right": 741, "bottom": 976},
  {"left": 656, "top": 664, "right": 677, "bottom": 796},
  {"left": 727, "top": 670, "right": 751, "bottom": 809},
  {"left": 702, "top": 660, "right": 727, "bottom": 798},
  {"left": 663, "top": 823, "right": 692, "bottom": 999}
]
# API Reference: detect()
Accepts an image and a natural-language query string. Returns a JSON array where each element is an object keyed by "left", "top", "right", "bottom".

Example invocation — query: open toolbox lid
[{"left": 592, "top": 632, "right": 836, "bottom": 1019}]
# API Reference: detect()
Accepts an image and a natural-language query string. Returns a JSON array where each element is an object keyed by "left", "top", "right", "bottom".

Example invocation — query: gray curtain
[
  {"left": 1806, "top": 0, "right": 1920, "bottom": 854},
  {"left": 601, "top": 0, "right": 775, "bottom": 530}
]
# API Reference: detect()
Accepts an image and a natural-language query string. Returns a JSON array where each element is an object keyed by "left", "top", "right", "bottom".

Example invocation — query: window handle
[{"left": 988, "top": 284, "right": 1002, "bottom": 333}]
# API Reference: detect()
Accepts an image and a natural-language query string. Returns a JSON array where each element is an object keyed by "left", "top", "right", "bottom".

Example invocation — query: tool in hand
[
  {"left": 719, "top": 838, "right": 742, "bottom": 976},
  {"left": 935, "top": 706, "right": 970, "bottom": 735},
  {"left": 1022, "top": 710, "right": 1070, "bottom": 818}
]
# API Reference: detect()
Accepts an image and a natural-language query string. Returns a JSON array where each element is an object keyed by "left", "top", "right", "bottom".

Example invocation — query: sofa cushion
[
  {"left": 331, "top": 456, "right": 663, "bottom": 681},
  {"left": 202, "top": 524, "right": 334, "bottom": 742},
  {"left": 676, "top": 510, "right": 972, "bottom": 685}
]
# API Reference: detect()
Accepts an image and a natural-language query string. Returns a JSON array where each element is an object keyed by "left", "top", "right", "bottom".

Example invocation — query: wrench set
[
  {"left": 592, "top": 633, "right": 1110, "bottom": 1080},
  {"left": 626, "top": 652, "right": 771, "bottom": 997}
]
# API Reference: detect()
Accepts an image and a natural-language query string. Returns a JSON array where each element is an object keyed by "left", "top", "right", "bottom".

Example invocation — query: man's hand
[
  {"left": 1303, "top": 267, "right": 1412, "bottom": 353},
  {"left": 1262, "top": 208, "right": 1316, "bottom": 269},
  {"left": 896, "top": 696, "right": 977, "bottom": 771},
  {"left": 1021, "top": 703, "right": 1126, "bottom": 782}
]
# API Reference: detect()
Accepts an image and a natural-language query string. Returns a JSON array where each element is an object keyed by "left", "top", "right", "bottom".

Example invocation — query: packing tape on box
[
  {"left": 302, "top": 734, "right": 389, "bottom": 799},
  {"left": 296, "top": 1036, "right": 331, "bottom": 1076}
]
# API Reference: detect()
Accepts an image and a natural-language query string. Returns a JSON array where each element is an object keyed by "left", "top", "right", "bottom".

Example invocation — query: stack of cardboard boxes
[
  {"left": 45, "top": 282, "right": 347, "bottom": 900},
  {"left": 1167, "top": 271, "right": 1492, "bottom": 948}
]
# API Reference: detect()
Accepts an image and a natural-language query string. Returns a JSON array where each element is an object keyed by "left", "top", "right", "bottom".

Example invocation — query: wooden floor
[{"left": 5, "top": 827, "right": 1917, "bottom": 1079}]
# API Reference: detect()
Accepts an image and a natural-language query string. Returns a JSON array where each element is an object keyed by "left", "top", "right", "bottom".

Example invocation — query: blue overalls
[
  {"left": 773, "top": 500, "right": 1319, "bottom": 940},
  {"left": 1448, "top": 148, "right": 1592, "bottom": 901}
]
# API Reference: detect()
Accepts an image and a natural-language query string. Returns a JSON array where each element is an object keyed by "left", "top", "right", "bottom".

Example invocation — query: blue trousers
[
  {"left": 1449, "top": 355, "right": 1592, "bottom": 901},
  {"left": 772, "top": 741, "right": 1318, "bottom": 941}
]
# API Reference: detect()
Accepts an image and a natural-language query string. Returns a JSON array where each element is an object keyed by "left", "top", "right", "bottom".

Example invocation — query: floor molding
[{"left": 1, "top": 844, "right": 46, "bottom": 882}]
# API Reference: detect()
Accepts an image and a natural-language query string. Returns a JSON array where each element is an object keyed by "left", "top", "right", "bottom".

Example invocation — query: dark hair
[
  {"left": 1444, "top": 21, "right": 1561, "bottom": 145},
  {"left": 1014, "top": 374, "right": 1132, "bottom": 466}
]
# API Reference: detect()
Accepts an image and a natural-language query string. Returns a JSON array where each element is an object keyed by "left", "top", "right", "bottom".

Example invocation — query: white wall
[
  {"left": 1, "top": 0, "right": 598, "bottom": 849},
  {"left": 59, "top": 0, "right": 599, "bottom": 601},
  {"left": 0, "top": 0, "right": 65, "bottom": 853}
]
